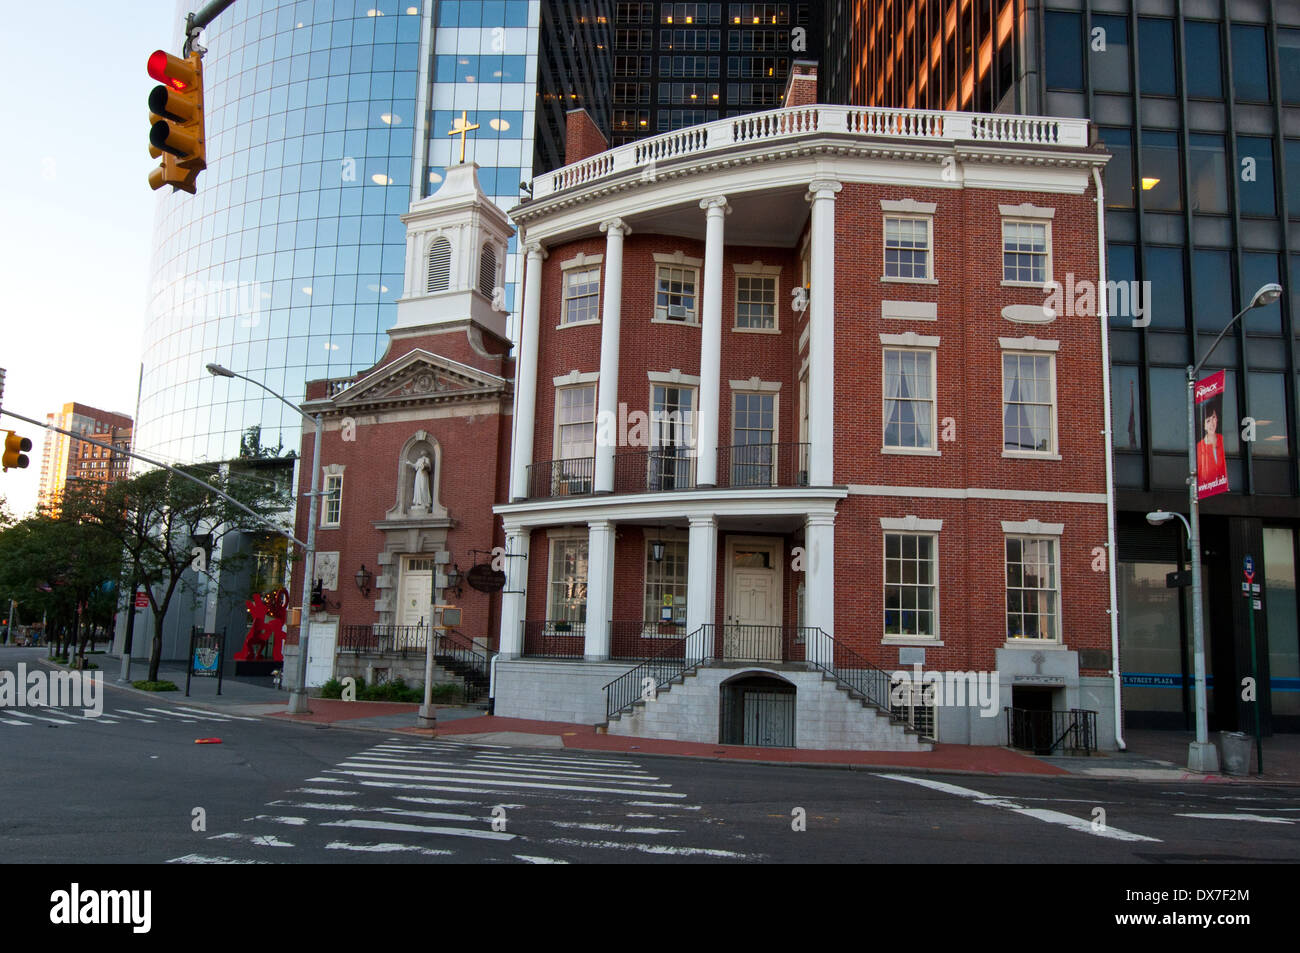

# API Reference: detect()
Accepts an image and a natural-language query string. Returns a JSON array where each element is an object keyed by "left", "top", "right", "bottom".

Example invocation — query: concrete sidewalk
[{"left": 68, "top": 651, "right": 1300, "bottom": 782}]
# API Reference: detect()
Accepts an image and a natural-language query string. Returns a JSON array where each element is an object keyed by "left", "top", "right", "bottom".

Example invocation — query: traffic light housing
[
  {"left": 2, "top": 431, "right": 31, "bottom": 471},
  {"left": 147, "top": 50, "right": 205, "bottom": 194}
]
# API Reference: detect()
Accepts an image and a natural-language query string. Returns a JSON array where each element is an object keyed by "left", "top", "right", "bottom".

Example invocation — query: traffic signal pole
[{"left": 183, "top": 0, "right": 238, "bottom": 55}]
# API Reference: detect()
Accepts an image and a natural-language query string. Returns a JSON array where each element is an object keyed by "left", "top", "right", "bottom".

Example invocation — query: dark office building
[
  {"left": 536, "top": 0, "right": 614, "bottom": 170},
  {"left": 824, "top": 0, "right": 1300, "bottom": 734},
  {"left": 610, "top": 1, "right": 823, "bottom": 144}
]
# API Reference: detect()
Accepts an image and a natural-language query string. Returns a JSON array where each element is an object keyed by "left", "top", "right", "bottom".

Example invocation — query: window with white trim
[
  {"left": 883, "top": 216, "right": 931, "bottom": 279},
  {"left": 643, "top": 538, "right": 688, "bottom": 626},
  {"left": 562, "top": 267, "right": 601, "bottom": 325},
  {"left": 883, "top": 348, "right": 935, "bottom": 449},
  {"left": 884, "top": 532, "right": 937, "bottom": 637},
  {"left": 735, "top": 274, "right": 776, "bottom": 329},
  {"left": 731, "top": 391, "right": 776, "bottom": 485},
  {"left": 655, "top": 265, "right": 698, "bottom": 322},
  {"left": 547, "top": 536, "right": 588, "bottom": 623},
  {"left": 554, "top": 385, "right": 596, "bottom": 493},
  {"left": 650, "top": 384, "right": 695, "bottom": 489},
  {"left": 322, "top": 474, "right": 343, "bottom": 527},
  {"left": 1002, "top": 220, "right": 1049, "bottom": 284},
  {"left": 1002, "top": 352, "right": 1056, "bottom": 453},
  {"left": 1005, "top": 536, "right": 1059, "bottom": 640}
]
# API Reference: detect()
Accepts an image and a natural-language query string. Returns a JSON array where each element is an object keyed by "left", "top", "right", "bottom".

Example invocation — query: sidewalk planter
[{"left": 1219, "top": 731, "right": 1251, "bottom": 775}]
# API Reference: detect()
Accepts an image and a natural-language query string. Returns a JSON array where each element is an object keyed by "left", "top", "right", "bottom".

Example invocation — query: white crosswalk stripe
[
  {"left": 0, "top": 702, "right": 252, "bottom": 729},
  {"left": 170, "top": 736, "right": 761, "bottom": 863}
]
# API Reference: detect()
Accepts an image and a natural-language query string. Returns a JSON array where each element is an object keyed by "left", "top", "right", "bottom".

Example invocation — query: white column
[
  {"left": 498, "top": 526, "right": 529, "bottom": 656},
  {"left": 696, "top": 196, "right": 729, "bottom": 487},
  {"left": 584, "top": 520, "right": 615, "bottom": 659},
  {"left": 510, "top": 241, "right": 547, "bottom": 501},
  {"left": 805, "top": 179, "right": 841, "bottom": 486},
  {"left": 804, "top": 513, "right": 835, "bottom": 666},
  {"left": 594, "top": 219, "right": 630, "bottom": 493},
  {"left": 685, "top": 515, "right": 718, "bottom": 662}
]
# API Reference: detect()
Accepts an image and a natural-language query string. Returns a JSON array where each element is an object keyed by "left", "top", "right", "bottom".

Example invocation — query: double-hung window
[
  {"left": 731, "top": 391, "right": 776, "bottom": 485},
  {"left": 650, "top": 384, "right": 695, "bottom": 489},
  {"left": 322, "top": 473, "right": 343, "bottom": 527},
  {"left": 882, "top": 348, "right": 936, "bottom": 450},
  {"left": 884, "top": 532, "right": 938, "bottom": 638},
  {"left": 1005, "top": 536, "right": 1060, "bottom": 640},
  {"left": 555, "top": 385, "right": 596, "bottom": 493},
  {"left": 735, "top": 268, "right": 778, "bottom": 330},
  {"left": 655, "top": 265, "right": 698, "bottom": 322},
  {"left": 1002, "top": 219, "right": 1051, "bottom": 284},
  {"left": 547, "top": 536, "right": 589, "bottom": 623},
  {"left": 1002, "top": 351, "right": 1057, "bottom": 454},
  {"left": 562, "top": 267, "right": 601, "bottom": 325},
  {"left": 884, "top": 216, "right": 931, "bottom": 279},
  {"left": 643, "top": 538, "right": 688, "bottom": 629}
]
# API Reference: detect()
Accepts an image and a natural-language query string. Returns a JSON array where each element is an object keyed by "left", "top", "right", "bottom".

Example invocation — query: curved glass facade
[{"left": 139, "top": 0, "right": 554, "bottom": 463}]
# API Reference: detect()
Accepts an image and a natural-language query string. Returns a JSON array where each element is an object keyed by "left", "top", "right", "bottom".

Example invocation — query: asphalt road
[{"left": 2, "top": 651, "right": 1298, "bottom": 865}]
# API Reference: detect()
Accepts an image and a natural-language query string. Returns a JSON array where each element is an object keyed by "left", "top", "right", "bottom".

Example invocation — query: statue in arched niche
[{"left": 406, "top": 453, "right": 433, "bottom": 511}]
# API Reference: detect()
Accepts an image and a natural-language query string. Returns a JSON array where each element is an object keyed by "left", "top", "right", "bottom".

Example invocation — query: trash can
[{"left": 1219, "top": 731, "right": 1252, "bottom": 776}]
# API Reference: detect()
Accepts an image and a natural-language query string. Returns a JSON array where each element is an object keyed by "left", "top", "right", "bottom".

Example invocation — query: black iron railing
[
  {"left": 1005, "top": 707, "right": 1098, "bottom": 755},
  {"left": 702, "top": 623, "right": 808, "bottom": 663},
  {"left": 603, "top": 629, "right": 701, "bottom": 721},
  {"left": 521, "top": 619, "right": 587, "bottom": 659},
  {"left": 610, "top": 620, "right": 686, "bottom": 661},
  {"left": 340, "top": 624, "right": 429, "bottom": 656},
  {"left": 800, "top": 633, "right": 896, "bottom": 716},
  {"left": 526, "top": 456, "right": 595, "bottom": 499},
  {"left": 715, "top": 442, "right": 810, "bottom": 488},
  {"left": 612, "top": 448, "right": 697, "bottom": 493}
]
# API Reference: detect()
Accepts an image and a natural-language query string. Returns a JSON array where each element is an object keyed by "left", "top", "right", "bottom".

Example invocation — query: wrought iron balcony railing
[
  {"left": 526, "top": 456, "right": 595, "bottom": 499},
  {"left": 521, "top": 619, "right": 587, "bottom": 659},
  {"left": 612, "top": 448, "right": 697, "bottom": 494},
  {"left": 715, "top": 442, "right": 809, "bottom": 488}
]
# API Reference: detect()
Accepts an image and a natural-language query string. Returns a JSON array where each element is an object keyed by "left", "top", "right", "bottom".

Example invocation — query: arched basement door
[{"left": 719, "top": 673, "right": 796, "bottom": 747}]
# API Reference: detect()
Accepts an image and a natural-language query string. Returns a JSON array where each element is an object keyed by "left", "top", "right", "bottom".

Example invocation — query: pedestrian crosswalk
[
  {"left": 169, "top": 738, "right": 762, "bottom": 864},
  {"left": 0, "top": 702, "right": 259, "bottom": 728}
]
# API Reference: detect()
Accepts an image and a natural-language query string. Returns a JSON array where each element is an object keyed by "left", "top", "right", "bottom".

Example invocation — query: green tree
[{"left": 113, "top": 461, "right": 292, "bottom": 682}]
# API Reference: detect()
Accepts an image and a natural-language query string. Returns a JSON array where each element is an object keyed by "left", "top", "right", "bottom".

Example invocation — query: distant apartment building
[
  {"left": 609, "top": 0, "right": 823, "bottom": 145},
  {"left": 37, "top": 404, "right": 134, "bottom": 510}
]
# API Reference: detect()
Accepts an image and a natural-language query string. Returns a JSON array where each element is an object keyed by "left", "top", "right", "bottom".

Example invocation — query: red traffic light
[{"left": 147, "top": 50, "right": 195, "bottom": 91}]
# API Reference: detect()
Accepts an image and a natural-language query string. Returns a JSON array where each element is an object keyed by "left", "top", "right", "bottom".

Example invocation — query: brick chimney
[
  {"left": 783, "top": 59, "right": 819, "bottom": 108},
  {"left": 565, "top": 108, "right": 610, "bottom": 165}
]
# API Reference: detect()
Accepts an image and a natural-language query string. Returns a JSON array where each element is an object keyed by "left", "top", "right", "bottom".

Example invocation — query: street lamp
[
  {"left": 1179, "top": 282, "right": 1282, "bottom": 774},
  {"left": 207, "top": 362, "right": 323, "bottom": 715}
]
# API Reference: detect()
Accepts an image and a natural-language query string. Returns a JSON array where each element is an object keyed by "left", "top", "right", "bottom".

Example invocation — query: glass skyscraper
[{"left": 138, "top": 0, "right": 609, "bottom": 465}]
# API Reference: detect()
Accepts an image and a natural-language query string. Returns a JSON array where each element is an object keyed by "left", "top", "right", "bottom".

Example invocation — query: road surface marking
[
  {"left": 1175, "top": 812, "right": 1295, "bottom": 825},
  {"left": 542, "top": 837, "right": 754, "bottom": 859},
  {"left": 167, "top": 854, "right": 271, "bottom": 864},
  {"left": 543, "top": 821, "right": 684, "bottom": 835},
  {"left": 4, "top": 710, "right": 78, "bottom": 725},
  {"left": 514, "top": 855, "right": 569, "bottom": 864},
  {"left": 344, "top": 754, "right": 661, "bottom": 783},
  {"left": 325, "top": 767, "right": 685, "bottom": 798},
  {"left": 208, "top": 832, "right": 295, "bottom": 847},
  {"left": 320, "top": 818, "right": 515, "bottom": 841},
  {"left": 325, "top": 841, "right": 455, "bottom": 856},
  {"left": 878, "top": 773, "right": 1161, "bottom": 843}
]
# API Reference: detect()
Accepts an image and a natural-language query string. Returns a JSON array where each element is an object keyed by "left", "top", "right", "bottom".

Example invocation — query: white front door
[
  {"left": 398, "top": 557, "right": 434, "bottom": 630},
  {"left": 305, "top": 621, "right": 337, "bottom": 688},
  {"left": 725, "top": 539, "right": 782, "bottom": 660}
]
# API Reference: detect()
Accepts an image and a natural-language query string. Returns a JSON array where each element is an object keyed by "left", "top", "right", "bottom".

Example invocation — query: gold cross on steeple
[{"left": 447, "top": 110, "right": 480, "bottom": 164}]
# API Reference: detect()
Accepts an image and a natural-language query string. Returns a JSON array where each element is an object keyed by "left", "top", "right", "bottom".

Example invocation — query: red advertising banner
[{"left": 1195, "top": 370, "right": 1229, "bottom": 500}]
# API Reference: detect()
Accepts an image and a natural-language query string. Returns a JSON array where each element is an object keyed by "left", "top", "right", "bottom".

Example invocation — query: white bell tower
[{"left": 394, "top": 161, "right": 514, "bottom": 341}]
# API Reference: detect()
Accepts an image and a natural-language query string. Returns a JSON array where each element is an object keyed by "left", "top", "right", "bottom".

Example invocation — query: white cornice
[
  {"left": 880, "top": 515, "right": 944, "bottom": 532},
  {"left": 998, "top": 202, "right": 1056, "bottom": 219},
  {"left": 1002, "top": 518, "right": 1065, "bottom": 535},
  {"left": 648, "top": 368, "right": 701, "bottom": 386},
  {"left": 999, "top": 336, "right": 1059, "bottom": 352},
  {"left": 553, "top": 369, "right": 599, "bottom": 386},
  {"left": 881, "top": 198, "right": 937, "bottom": 214},
  {"left": 653, "top": 250, "right": 704, "bottom": 268},
  {"left": 880, "top": 331, "right": 941, "bottom": 348}
]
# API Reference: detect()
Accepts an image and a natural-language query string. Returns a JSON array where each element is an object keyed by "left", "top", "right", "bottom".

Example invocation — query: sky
[{"left": 0, "top": 0, "right": 177, "bottom": 519}]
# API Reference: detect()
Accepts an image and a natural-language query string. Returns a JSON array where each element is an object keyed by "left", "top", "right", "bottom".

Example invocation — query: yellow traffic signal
[
  {"left": 147, "top": 50, "right": 205, "bottom": 194},
  {"left": 2, "top": 431, "right": 31, "bottom": 471}
]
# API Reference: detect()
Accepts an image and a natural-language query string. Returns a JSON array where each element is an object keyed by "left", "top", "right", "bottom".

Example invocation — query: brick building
[
  {"left": 287, "top": 163, "right": 514, "bottom": 695},
  {"left": 492, "top": 65, "right": 1119, "bottom": 749},
  {"left": 37, "top": 403, "right": 133, "bottom": 512}
]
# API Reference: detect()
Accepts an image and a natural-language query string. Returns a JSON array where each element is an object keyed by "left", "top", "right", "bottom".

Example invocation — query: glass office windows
[
  {"left": 1281, "top": 30, "right": 1300, "bottom": 105},
  {"left": 1263, "top": 528, "right": 1299, "bottom": 717},
  {"left": 1138, "top": 18, "right": 1177, "bottom": 97},
  {"left": 1144, "top": 247, "right": 1186, "bottom": 330},
  {"left": 1247, "top": 373, "right": 1290, "bottom": 457},
  {"left": 1045, "top": 11, "right": 1083, "bottom": 91},
  {"left": 1091, "top": 15, "right": 1130, "bottom": 93},
  {"left": 1183, "top": 21, "right": 1223, "bottom": 99},
  {"left": 1188, "top": 134, "right": 1228, "bottom": 214},
  {"left": 1237, "top": 137, "right": 1277, "bottom": 218},
  {"left": 1191, "top": 249, "right": 1234, "bottom": 334},
  {"left": 1108, "top": 243, "right": 1137, "bottom": 329},
  {"left": 1111, "top": 364, "right": 1142, "bottom": 451},
  {"left": 1231, "top": 25, "right": 1270, "bottom": 102},
  {"left": 1149, "top": 366, "right": 1190, "bottom": 453},
  {"left": 1286, "top": 140, "right": 1300, "bottom": 219},
  {"left": 1241, "top": 252, "right": 1282, "bottom": 335},
  {"left": 1100, "top": 127, "right": 1134, "bottom": 209},
  {"left": 1141, "top": 131, "right": 1182, "bottom": 212}
]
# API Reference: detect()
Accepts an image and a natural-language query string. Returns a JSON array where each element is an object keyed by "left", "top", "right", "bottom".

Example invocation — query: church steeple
[{"left": 394, "top": 158, "right": 514, "bottom": 341}]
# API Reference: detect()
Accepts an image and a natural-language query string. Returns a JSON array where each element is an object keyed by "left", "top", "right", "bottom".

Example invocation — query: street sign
[
  {"left": 1243, "top": 555, "right": 1255, "bottom": 584},
  {"left": 134, "top": 591, "right": 149, "bottom": 608}
]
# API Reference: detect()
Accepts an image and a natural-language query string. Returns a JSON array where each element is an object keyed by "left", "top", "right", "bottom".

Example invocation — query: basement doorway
[{"left": 719, "top": 674, "right": 796, "bottom": 747}]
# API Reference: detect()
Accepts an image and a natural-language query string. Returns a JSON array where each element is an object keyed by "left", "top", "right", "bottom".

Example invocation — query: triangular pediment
[{"left": 330, "top": 348, "right": 508, "bottom": 411}]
